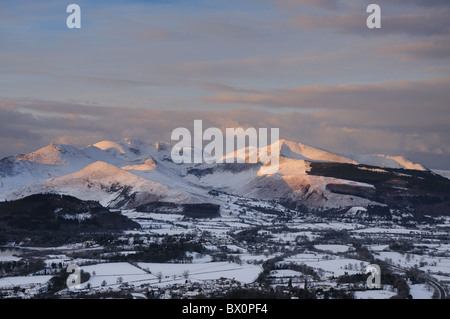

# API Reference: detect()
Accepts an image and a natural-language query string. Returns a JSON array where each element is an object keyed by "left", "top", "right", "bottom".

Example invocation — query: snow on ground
[
  {"left": 237, "top": 253, "right": 278, "bottom": 264},
  {"left": 428, "top": 244, "right": 450, "bottom": 253},
  {"left": 314, "top": 245, "right": 351, "bottom": 253},
  {"left": 0, "top": 248, "right": 23, "bottom": 262},
  {"left": 271, "top": 233, "right": 298, "bottom": 243},
  {"left": 420, "top": 260, "right": 450, "bottom": 275},
  {"left": 0, "top": 275, "right": 53, "bottom": 289},
  {"left": 354, "top": 288, "right": 397, "bottom": 299},
  {"left": 186, "top": 252, "right": 213, "bottom": 263},
  {"left": 433, "top": 169, "right": 450, "bottom": 180},
  {"left": 143, "top": 227, "right": 191, "bottom": 236},
  {"left": 409, "top": 283, "right": 434, "bottom": 299},
  {"left": 0, "top": 255, "right": 21, "bottom": 262},
  {"left": 352, "top": 227, "right": 431, "bottom": 235},
  {"left": 226, "top": 245, "right": 247, "bottom": 253},
  {"left": 282, "top": 252, "right": 329, "bottom": 264},
  {"left": 80, "top": 262, "right": 150, "bottom": 289},
  {"left": 290, "top": 222, "right": 363, "bottom": 231},
  {"left": 432, "top": 274, "right": 450, "bottom": 282},
  {"left": 280, "top": 252, "right": 368, "bottom": 278},
  {"left": 138, "top": 262, "right": 262, "bottom": 285},
  {"left": 78, "top": 261, "right": 261, "bottom": 290},
  {"left": 303, "top": 258, "right": 369, "bottom": 278},
  {"left": 374, "top": 251, "right": 450, "bottom": 275},
  {"left": 44, "top": 254, "right": 71, "bottom": 267},
  {"left": 269, "top": 269, "right": 303, "bottom": 277},
  {"left": 366, "top": 244, "right": 390, "bottom": 252},
  {"left": 140, "top": 212, "right": 184, "bottom": 222}
]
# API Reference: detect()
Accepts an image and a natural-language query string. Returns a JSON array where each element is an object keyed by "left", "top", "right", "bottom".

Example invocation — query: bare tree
[{"left": 156, "top": 272, "right": 163, "bottom": 283}]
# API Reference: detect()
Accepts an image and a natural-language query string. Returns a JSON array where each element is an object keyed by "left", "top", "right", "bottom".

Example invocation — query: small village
[{"left": 1, "top": 193, "right": 448, "bottom": 299}]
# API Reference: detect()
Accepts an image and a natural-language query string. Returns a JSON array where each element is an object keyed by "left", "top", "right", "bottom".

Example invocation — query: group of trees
[
  {"left": 111, "top": 239, "right": 206, "bottom": 264},
  {"left": 0, "top": 259, "right": 45, "bottom": 276},
  {"left": 389, "top": 241, "right": 414, "bottom": 253},
  {"left": 47, "top": 267, "right": 91, "bottom": 294}
]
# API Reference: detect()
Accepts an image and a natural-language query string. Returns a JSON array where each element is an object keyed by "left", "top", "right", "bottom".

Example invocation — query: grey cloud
[
  {"left": 1, "top": 98, "right": 450, "bottom": 169},
  {"left": 379, "top": 38, "right": 450, "bottom": 61},
  {"left": 277, "top": 0, "right": 341, "bottom": 10},
  {"left": 290, "top": 10, "right": 450, "bottom": 37},
  {"left": 371, "top": 0, "right": 450, "bottom": 7},
  {"left": 205, "top": 77, "right": 450, "bottom": 113}
]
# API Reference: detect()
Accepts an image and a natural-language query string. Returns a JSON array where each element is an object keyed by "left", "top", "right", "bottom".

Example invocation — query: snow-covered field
[
  {"left": 279, "top": 252, "right": 369, "bottom": 278},
  {"left": 0, "top": 255, "right": 21, "bottom": 262},
  {"left": 314, "top": 245, "right": 351, "bottom": 254},
  {"left": 80, "top": 262, "right": 151, "bottom": 289},
  {"left": 409, "top": 283, "right": 434, "bottom": 299},
  {"left": 354, "top": 283, "right": 434, "bottom": 299},
  {"left": 0, "top": 249, "right": 22, "bottom": 262},
  {"left": 0, "top": 275, "right": 52, "bottom": 289},
  {"left": 269, "top": 269, "right": 303, "bottom": 278},
  {"left": 354, "top": 289, "right": 397, "bottom": 299},
  {"left": 76, "top": 261, "right": 262, "bottom": 290},
  {"left": 138, "top": 262, "right": 262, "bottom": 285},
  {"left": 375, "top": 251, "right": 450, "bottom": 275}
]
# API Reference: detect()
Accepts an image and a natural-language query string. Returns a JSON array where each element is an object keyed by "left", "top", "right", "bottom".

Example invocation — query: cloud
[
  {"left": 279, "top": 0, "right": 450, "bottom": 11},
  {"left": 379, "top": 38, "right": 450, "bottom": 61},
  {"left": 1, "top": 96, "right": 450, "bottom": 169},
  {"left": 289, "top": 10, "right": 450, "bottom": 36},
  {"left": 0, "top": 1, "right": 449, "bottom": 170},
  {"left": 276, "top": 0, "right": 341, "bottom": 11},
  {"left": 372, "top": 0, "right": 450, "bottom": 7},
  {"left": 205, "top": 77, "right": 450, "bottom": 113}
]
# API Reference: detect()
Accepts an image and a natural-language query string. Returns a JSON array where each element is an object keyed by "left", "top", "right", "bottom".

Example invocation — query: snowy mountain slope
[
  {"left": 1, "top": 161, "right": 198, "bottom": 208},
  {"left": 17, "top": 143, "right": 88, "bottom": 165},
  {"left": 279, "top": 140, "right": 356, "bottom": 164},
  {"left": 0, "top": 139, "right": 164, "bottom": 194},
  {"left": 277, "top": 140, "right": 426, "bottom": 171},
  {"left": 433, "top": 169, "right": 450, "bottom": 180},
  {"left": 0, "top": 137, "right": 446, "bottom": 214},
  {"left": 220, "top": 140, "right": 356, "bottom": 165},
  {"left": 183, "top": 155, "right": 380, "bottom": 210},
  {"left": 350, "top": 154, "right": 427, "bottom": 171},
  {"left": 0, "top": 144, "right": 96, "bottom": 194}
]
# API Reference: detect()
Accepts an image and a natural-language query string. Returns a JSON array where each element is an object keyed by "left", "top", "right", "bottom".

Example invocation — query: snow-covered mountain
[
  {"left": 3, "top": 161, "right": 196, "bottom": 209},
  {"left": 0, "top": 138, "right": 448, "bottom": 215}
]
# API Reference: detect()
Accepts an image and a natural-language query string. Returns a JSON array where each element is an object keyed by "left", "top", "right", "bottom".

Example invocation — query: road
[
  {"left": 388, "top": 263, "right": 447, "bottom": 299},
  {"left": 426, "top": 277, "right": 447, "bottom": 299}
]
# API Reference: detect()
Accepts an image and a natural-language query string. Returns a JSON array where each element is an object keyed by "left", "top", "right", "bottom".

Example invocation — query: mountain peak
[
  {"left": 350, "top": 154, "right": 427, "bottom": 171},
  {"left": 71, "top": 161, "right": 130, "bottom": 179},
  {"left": 279, "top": 139, "right": 356, "bottom": 164},
  {"left": 17, "top": 143, "right": 82, "bottom": 165},
  {"left": 92, "top": 141, "right": 126, "bottom": 155}
]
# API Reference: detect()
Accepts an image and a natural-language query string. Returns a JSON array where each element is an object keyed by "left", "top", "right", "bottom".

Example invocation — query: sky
[{"left": 1, "top": 0, "right": 449, "bottom": 169}]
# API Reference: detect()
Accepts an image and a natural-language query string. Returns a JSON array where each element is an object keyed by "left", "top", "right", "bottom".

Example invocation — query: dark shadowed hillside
[{"left": 0, "top": 194, "right": 140, "bottom": 244}]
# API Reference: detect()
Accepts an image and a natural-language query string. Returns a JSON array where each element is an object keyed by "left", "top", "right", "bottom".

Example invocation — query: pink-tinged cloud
[
  {"left": 277, "top": 0, "right": 340, "bottom": 10},
  {"left": 379, "top": 39, "right": 450, "bottom": 61},
  {"left": 2, "top": 95, "right": 450, "bottom": 169},
  {"left": 289, "top": 11, "right": 450, "bottom": 36},
  {"left": 205, "top": 77, "right": 450, "bottom": 112}
]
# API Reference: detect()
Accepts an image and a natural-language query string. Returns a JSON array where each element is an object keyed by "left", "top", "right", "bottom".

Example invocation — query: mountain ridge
[{"left": 0, "top": 138, "right": 448, "bottom": 218}]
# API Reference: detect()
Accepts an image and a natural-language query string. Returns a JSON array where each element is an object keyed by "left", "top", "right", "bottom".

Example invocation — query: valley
[
  {"left": 0, "top": 191, "right": 448, "bottom": 299},
  {"left": 0, "top": 138, "right": 449, "bottom": 299}
]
